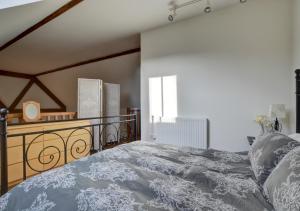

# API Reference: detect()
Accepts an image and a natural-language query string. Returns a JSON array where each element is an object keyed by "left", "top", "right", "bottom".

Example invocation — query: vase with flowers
[{"left": 255, "top": 115, "right": 273, "bottom": 136}]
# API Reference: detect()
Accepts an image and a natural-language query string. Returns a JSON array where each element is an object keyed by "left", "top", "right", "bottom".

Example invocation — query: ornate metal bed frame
[
  {"left": 296, "top": 69, "right": 300, "bottom": 133},
  {"left": 0, "top": 110, "right": 138, "bottom": 195}
]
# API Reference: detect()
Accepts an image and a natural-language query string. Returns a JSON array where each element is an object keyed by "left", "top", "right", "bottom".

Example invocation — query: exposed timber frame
[
  {"left": 0, "top": 0, "right": 140, "bottom": 112},
  {"left": 0, "top": 0, "right": 84, "bottom": 51},
  {"left": 0, "top": 48, "right": 140, "bottom": 112},
  {"left": 0, "top": 100, "right": 6, "bottom": 109},
  {"left": 0, "top": 70, "right": 66, "bottom": 112},
  {"left": 35, "top": 48, "right": 141, "bottom": 76}
]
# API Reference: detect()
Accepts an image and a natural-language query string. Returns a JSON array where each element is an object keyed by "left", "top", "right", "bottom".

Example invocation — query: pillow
[
  {"left": 248, "top": 133, "right": 300, "bottom": 186},
  {"left": 289, "top": 133, "right": 300, "bottom": 142},
  {"left": 263, "top": 146, "right": 300, "bottom": 211}
]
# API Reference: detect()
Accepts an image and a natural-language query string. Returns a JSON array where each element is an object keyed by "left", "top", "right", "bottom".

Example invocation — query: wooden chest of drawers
[{"left": 7, "top": 120, "right": 91, "bottom": 188}]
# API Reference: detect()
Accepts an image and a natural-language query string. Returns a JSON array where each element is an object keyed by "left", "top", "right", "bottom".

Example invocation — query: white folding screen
[
  {"left": 104, "top": 83, "right": 120, "bottom": 117},
  {"left": 77, "top": 78, "right": 103, "bottom": 118},
  {"left": 104, "top": 83, "right": 120, "bottom": 144},
  {"left": 78, "top": 78, "right": 103, "bottom": 150}
]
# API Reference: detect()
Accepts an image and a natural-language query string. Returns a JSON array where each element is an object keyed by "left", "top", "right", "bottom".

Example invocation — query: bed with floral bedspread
[{"left": 0, "top": 141, "right": 273, "bottom": 211}]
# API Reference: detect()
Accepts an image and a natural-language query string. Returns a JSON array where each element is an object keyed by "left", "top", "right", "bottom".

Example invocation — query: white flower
[
  {"left": 179, "top": 155, "right": 233, "bottom": 172},
  {"left": 149, "top": 176, "right": 236, "bottom": 211},
  {"left": 76, "top": 185, "right": 139, "bottom": 211},
  {"left": 137, "top": 156, "right": 184, "bottom": 175},
  {"left": 203, "top": 171, "right": 259, "bottom": 198},
  {"left": 80, "top": 160, "right": 138, "bottom": 182},
  {"left": 21, "top": 192, "right": 56, "bottom": 211},
  {"left": 273, "top": 173, "right": 300, "bottom": 211},
  {"left": 0, "top": 193, "right": 10, "bottom": 211},
  {"left": 255, "top": 115, "right": 267, "bottom": 124},
  {"left": 20, "top": 165, "right": 76, "bottom": 192}
]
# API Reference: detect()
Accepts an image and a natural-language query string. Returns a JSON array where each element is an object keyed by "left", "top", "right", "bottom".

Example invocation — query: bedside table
[{"left": 247, "top": 136, "right": 256, "bottom": 146}]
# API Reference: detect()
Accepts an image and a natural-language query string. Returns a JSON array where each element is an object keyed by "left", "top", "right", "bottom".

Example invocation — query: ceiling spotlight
[
  {"left": 168, "top": 14, "right": 174, "bottom": 22},
  {"left": 168, "top": 1, "right": 177, "bottom": 22},
  {"left": 168, "top": 8, "right": 177, "bottom": 22},
  {"left": 204, "top": 0, "right": 212, "bottom": 13},
  {"left": 204, "top": 6, "right": 212, "bottom": 13},
  {"left": 240, "top": 0, "right": 247, "bottom": 3}
]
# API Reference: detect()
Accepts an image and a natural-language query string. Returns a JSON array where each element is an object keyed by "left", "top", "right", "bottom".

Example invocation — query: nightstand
[{"left": 247, "top": 136, "right": 256, "bottom": 146}]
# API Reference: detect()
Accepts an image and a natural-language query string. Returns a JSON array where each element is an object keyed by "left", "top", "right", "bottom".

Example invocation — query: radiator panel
[{"left": 153, "top": 118, "right": 208, "bottom": 149}]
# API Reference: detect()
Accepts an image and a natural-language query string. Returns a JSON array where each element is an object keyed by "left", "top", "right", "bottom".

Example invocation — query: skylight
[{"left": 0, "top": 0, "right": 43, "bottom": 10}]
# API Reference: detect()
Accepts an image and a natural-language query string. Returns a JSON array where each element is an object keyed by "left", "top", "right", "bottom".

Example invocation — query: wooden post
[
  {"left": 0, "top": 108, "right": 8, "bottom": 195},
  {"left": 134, "top": 114, "right": 138, "bottom": 141},
  {"left": 296, "top": 70, "right": 300, "bottom": 133}
]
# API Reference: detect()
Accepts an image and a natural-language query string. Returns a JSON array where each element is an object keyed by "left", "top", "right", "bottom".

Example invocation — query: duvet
[{"left": 0, "top": 141, "right": 273, "bottom": 211}]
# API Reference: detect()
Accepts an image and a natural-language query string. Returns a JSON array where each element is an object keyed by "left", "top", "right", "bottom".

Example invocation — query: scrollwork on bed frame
[{"left": 0, "top": 110, "right": 138, "bottom": 195}]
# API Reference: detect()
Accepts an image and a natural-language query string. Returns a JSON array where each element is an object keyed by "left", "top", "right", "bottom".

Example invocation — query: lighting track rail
[
  {"left": 169, "top": 0, "right": 203, "bottom": 11},
  {"left": 168, "top": 0, "right": 247, "bottom": 22}
]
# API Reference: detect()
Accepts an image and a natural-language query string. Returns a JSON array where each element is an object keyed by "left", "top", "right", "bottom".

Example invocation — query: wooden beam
[
  {"left": 12, "top": 108, "right": 66, "bottom": 113},
  {"left": 0, "top": 70, "right": 33, "bottom": 79},
  {"left": 33, "top": 78, "right": 66, "bottom": 111},
  {"left": 0, "top": 100, "right": 6, "bottom": 108},
  {"left": 35, "top": 48, "right": 141, "bottom": 76},
  {"left": 0, "top": 0, "right": 84, "bottom": 51},
  {"left": 0, "top": 72, "right": 66, "bottom": 112},
  {"left": 40, "top": 108, "right": 67, "bottom": 112},
  {"left": 9, "top": 80, "right": 34, "bottom": 111}
]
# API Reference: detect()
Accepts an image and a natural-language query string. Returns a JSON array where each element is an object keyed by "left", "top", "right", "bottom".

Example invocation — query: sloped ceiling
[{"left": 0, "top": 0, "right": 241, "bottom": 74}]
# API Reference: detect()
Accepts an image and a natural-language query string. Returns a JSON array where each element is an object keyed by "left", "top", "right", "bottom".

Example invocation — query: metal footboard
[{"left": 0, "top": 108, "right": 138, "bottom": 195}]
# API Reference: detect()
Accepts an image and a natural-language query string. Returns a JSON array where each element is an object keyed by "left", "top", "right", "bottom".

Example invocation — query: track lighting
[
  {"left": 168, "top": 0, "right": 202, "bottom": 22},
  {"left": 168, "top": 0, "right": 248, "bottom": 22}
]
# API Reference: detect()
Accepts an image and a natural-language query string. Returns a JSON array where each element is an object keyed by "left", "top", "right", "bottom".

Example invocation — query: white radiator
[{"left": 152, "top": 117, "right": 208, "bottom": 149}]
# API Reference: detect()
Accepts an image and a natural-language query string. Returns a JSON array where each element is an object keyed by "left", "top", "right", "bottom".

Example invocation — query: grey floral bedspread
[{"left": 0, "top": 141, "right": 273, "bottom": 211}]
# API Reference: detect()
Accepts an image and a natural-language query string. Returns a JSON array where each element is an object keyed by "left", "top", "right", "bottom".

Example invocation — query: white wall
[{"left": 141, "top": 0, "right": 293, "bottom": 151}]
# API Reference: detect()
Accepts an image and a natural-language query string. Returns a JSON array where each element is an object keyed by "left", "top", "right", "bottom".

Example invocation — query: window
[{"left": 149, "top": 75, "right": 177, "bottom": 122}]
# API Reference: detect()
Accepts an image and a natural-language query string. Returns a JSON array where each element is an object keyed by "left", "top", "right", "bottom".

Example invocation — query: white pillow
[{"left": 288, "top": 133, "right": 300, "bottom": 142}]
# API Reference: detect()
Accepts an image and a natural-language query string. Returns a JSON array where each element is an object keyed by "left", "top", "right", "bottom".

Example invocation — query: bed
[
  {"left": 0, "top": 141, "right": 273, "bottom": 211},
  {"left": 0, "top": 70, "right": 300, "bottom": 210}
]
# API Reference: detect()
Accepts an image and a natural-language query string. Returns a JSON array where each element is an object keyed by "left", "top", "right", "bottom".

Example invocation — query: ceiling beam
[
  {"left": 0, "top": 73, "right": 66, "bottom": 112},
  {"left": 0, "top": 69, "right": 33, "bottom": 79},
  {"left": 9, "top": 80, "right": 34, "bottom": 111},
  {"left": 0, "top": 100, "right": 6, "bottom": 108},
  {"left": 12, "top": 108, "right": 66, "bottom": 113},
  {"left": 35, "top": 48, "right": 141, "bottom": 76},
  {"left": 33, "top": 78, "right": 66, "bottom": 111},
  {"left": 0, "top": 0, "right": 84, "bottom": 51}
]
